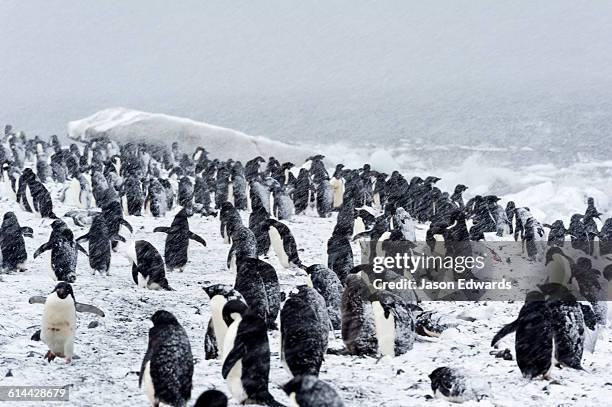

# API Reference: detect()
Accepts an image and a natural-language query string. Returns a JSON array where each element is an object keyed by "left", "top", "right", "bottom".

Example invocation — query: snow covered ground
[{"left": 1, "top": 183, "right": 611, "bottom": 407}]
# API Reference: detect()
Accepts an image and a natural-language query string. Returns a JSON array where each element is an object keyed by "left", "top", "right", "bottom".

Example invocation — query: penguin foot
[{"left": 44, "top": 351, "right": 56, "bottom": 362}]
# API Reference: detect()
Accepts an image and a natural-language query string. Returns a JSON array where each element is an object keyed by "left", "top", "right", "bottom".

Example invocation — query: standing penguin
[
  {"left": 341, "top": 271, "right": 377, "bottom": 356},
  {"left": 304, "top": 264, "right": 343, "bottom": 330},
  {"left": 283, "top": 376, "right": 344, "bottom": 407},
  {"left": 329, "top": 164, "right": 345, "bottom": 209},
  {"left": 0, "top": 212, "right": 33, "bottom": 272},
  {"left": 122, "top": 175, "right": 144, "bottom": 216},
  {"left": 28, "top": 282, "right": 104, "bottom": 363},
  {"left": 140, "top": 310, "right": 193, "bottom": 407},
  {"left": 369, "top": 290, "right": 416, "bottom": 357},
  {"left": 145, "top": 178, "right": 168, "bottom": 217},
  {"left": 203, "top": 284, "right": 246, "bottom": 360},
  {"left": 539, "top": 283, "right": 586, "bottom": 370},
  {"left": 271, "top": 184, "right": 295, "bottom": 220},
  {"left": 117, "top": 240, "right": 173, "bottom": 290},
  {"left": 280, "top": 286, "right": 330, "bottom": 377},
  {"left": 264, "top": 219, "right": 302, "bottom": 269},
  {"left": 491, "top": 291, "right": 553, "bottom": 379},
  {"left": 293, "top": 168, "right": 312, "bottom": 215},
  {"left": 316, "top": 178, "right": 333, "bottom": 218},
  {"left": 33, "top": 220, "right": 88, "bottom": 282},
  {"left": 249, "top": 198, "right": 271, "bottom": 256},
  {"left": 178, "top": 176, "right": 194, "bottom": 208},
  {"left": 219, "top": 202, "right": 243, "bottom": 244},
  {"left": 102, "top": 200, "right": 133, "bottom": 239},
  {"left": 231, "top": 162, "right": 248, "bottom": 210},
  {"left": 227, "top": 226, "right": 257, "bottom": 273},
  {"left": 76, "top": 214, "right": 125, "bottom": 276},
  {"left": 154, "top": 208, "right": 207, "bottom": 272},
  {"left": 222, "top": 310, "right": 283, "bottom": 406},
  {"left": 235, "top": 257, "right": 281, "bottom": 329},
  {"left": 327, "top": 224, "right": 354, "bottom": 284}
]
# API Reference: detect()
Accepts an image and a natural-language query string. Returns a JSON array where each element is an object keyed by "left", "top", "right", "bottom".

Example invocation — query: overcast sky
[{"left": 2, "top": 1, "right": 611, "bottom": 141}]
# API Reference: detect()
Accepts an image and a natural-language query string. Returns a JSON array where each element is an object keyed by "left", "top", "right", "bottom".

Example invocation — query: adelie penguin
[
  {"left": 263, "top": 218, "right": 302, "bottom": 269},
  {"left": 102, "top": 200, "right": 133, "bottom": 241},
  {"left": 235, "top": 257, "right": 281, "bottom": 329},
  {"left": 28, "top": 282, "right": 104, "bottom": 363},
  {"left": 122, "top": 175, "right": 144, "bottom": 216},
  {"left": 222, "top": 309, "right": 283, "bottom": 406},
  {"left": 369, "top": 290, "right": 416, "bottom": 357},
  {"left": 341, "top": 269, "right": 377, "bottom": 356},
  {"left": 304, "top": 264, "right": 343, "bottom": 330},
  {"left": 491, "top": 291, "right": 554, "bottom": 379},
  {"left": 0, "top": 212, "right": 33, "bottom": 272},
  {"left": 280, "top": 285, "right": 330, "bottom": 377},
  {"left": 283, "top": 376, "right": 344, "bottom": 407},
  {"left": 154, "top": 208, "right": 207, "bottom": 272},
  {"left": 429, "top": 367, "right": 491, "bottom": 403},
  {"left": 203, "top": 284, "right": 246, "bottom": 360},
  {"left": 34, "top": 220, "right": 88, "bottom": 282},
  {"left": 140, "top": 310, "right": 193, "bottom": 407},
  {"left": 219, "top": 202, "right": 242, "bottom": 244},
  {"left": 117, "top": 240, "right": 173, "bottom": 290},
  {"left": 227, "top": 226, "right": 257, "bottom": 273},
  {"left": 76, "top": 214, "right": 125, "bottom": 276}
]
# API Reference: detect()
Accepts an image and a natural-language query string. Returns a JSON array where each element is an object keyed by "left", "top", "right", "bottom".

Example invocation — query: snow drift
[{"left": 67, "top": 108, "right": 315, "bottom": 164}]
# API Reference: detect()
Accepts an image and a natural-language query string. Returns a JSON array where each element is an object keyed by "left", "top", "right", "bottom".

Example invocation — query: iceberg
[{"left": 67, "top": 108, "right": 315, "bottom": 164}]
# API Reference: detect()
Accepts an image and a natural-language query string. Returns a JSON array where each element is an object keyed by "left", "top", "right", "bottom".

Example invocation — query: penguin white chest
[
  {"left": 142, "top": 361, "right": 158, "bottom": 406},
  {"left": 222, "top": 320, "right": 247, "bottom": 403},
  {"left": 372, "top": 301, "right": 395, "bottom": 357},
  {"left": 269, "top": 226, "right": 290, "bottom": 268},
  {"left": 41, "top": 297, "right": 76, "bottom": 356},
  {"left": 210, "top": 296, "right": 228, "bottom": 356},
  {"left": 353, "top": 217, "right": 366, "bottom": 237}
]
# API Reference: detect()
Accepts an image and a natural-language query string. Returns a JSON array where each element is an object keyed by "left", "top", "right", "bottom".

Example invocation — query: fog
[{"left": 2, "top": 1, "right": 611, "bottom": 150}]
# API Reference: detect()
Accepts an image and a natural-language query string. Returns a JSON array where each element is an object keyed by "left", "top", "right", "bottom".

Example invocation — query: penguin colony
[{"left": 0, "top": 125, "right": 610, "bottom": 406}]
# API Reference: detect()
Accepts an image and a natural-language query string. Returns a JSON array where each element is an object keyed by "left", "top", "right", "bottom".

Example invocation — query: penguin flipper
[
  {"left": 491, "top": 319, "right": 519, "bottom": 348},
  {"left": 75, "top": 233, "right": 90, "bottom": 243},
  {"left": 33, "top": 242, "right": 51, "bottom": 258},
  {"left": 204, "top": 319, "right": 218, "bottom": 360},
  {"left": 153, "top": 226, "right": 170, "bottom": 234},
  {"left": 226, "top": 247, "right": 235, "bottom": 269},
  {"left": 120, "top": 219, "right": 133, "bottom": 233},
  {"left": 28, "top": 295, "right": 47, "bottom": 305},
  {"left": 21, "top": 227, "right": 34, "bottom": 238},
  {"left": 76, "top": 243, "right": 89, "bottom": 257},
  {"left": 75, "top": 302, "right": 105, "bottom": 317},
  {"left": 222, "top": 342, "right": 246, "bottom": 379},
  {"left": 352, "top": 230, "right": 372, "bottom": 241},
  {"left": 111, "top": 234, "right": 126, "bottom": 243},
  {"left": 189, "top": 231, "right": 207, "bottom": 247}
]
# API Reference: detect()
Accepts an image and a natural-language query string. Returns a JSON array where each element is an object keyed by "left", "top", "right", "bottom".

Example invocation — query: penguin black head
[
  {"left": 52, "top": 282, "right": 75, "bottom": 301},
  {"left": 576, "top": 257, "right": 592, "bottom": 270},
  {"left": 222, "top": 299, "right": 247, "bottom": 326},
  {"left": 151, "top": 310, "right": 180, "bottom": 326},
  {"left": 454, "top": 184, "right": 468, "bottom": 193},
  {"left": 203, "top": 284, "right": 238, "bottom": 300},
  {"left": 544, "top": 246, "right": 565, "bottom": 265},
  {"left": 538, "top": 283, "right": 574, "bottom": 301},
  {"left": 194, "top": 389, "right": 228, "bottom": 407},
  {"left": 2, "top": 211, "right": 18, "bottom": 226},
  {"left": 525, "top": 290, "right": 545, "bottom": 302},
  {"left": 177, "top": 207, "right": 193, "bottom": 218}
]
